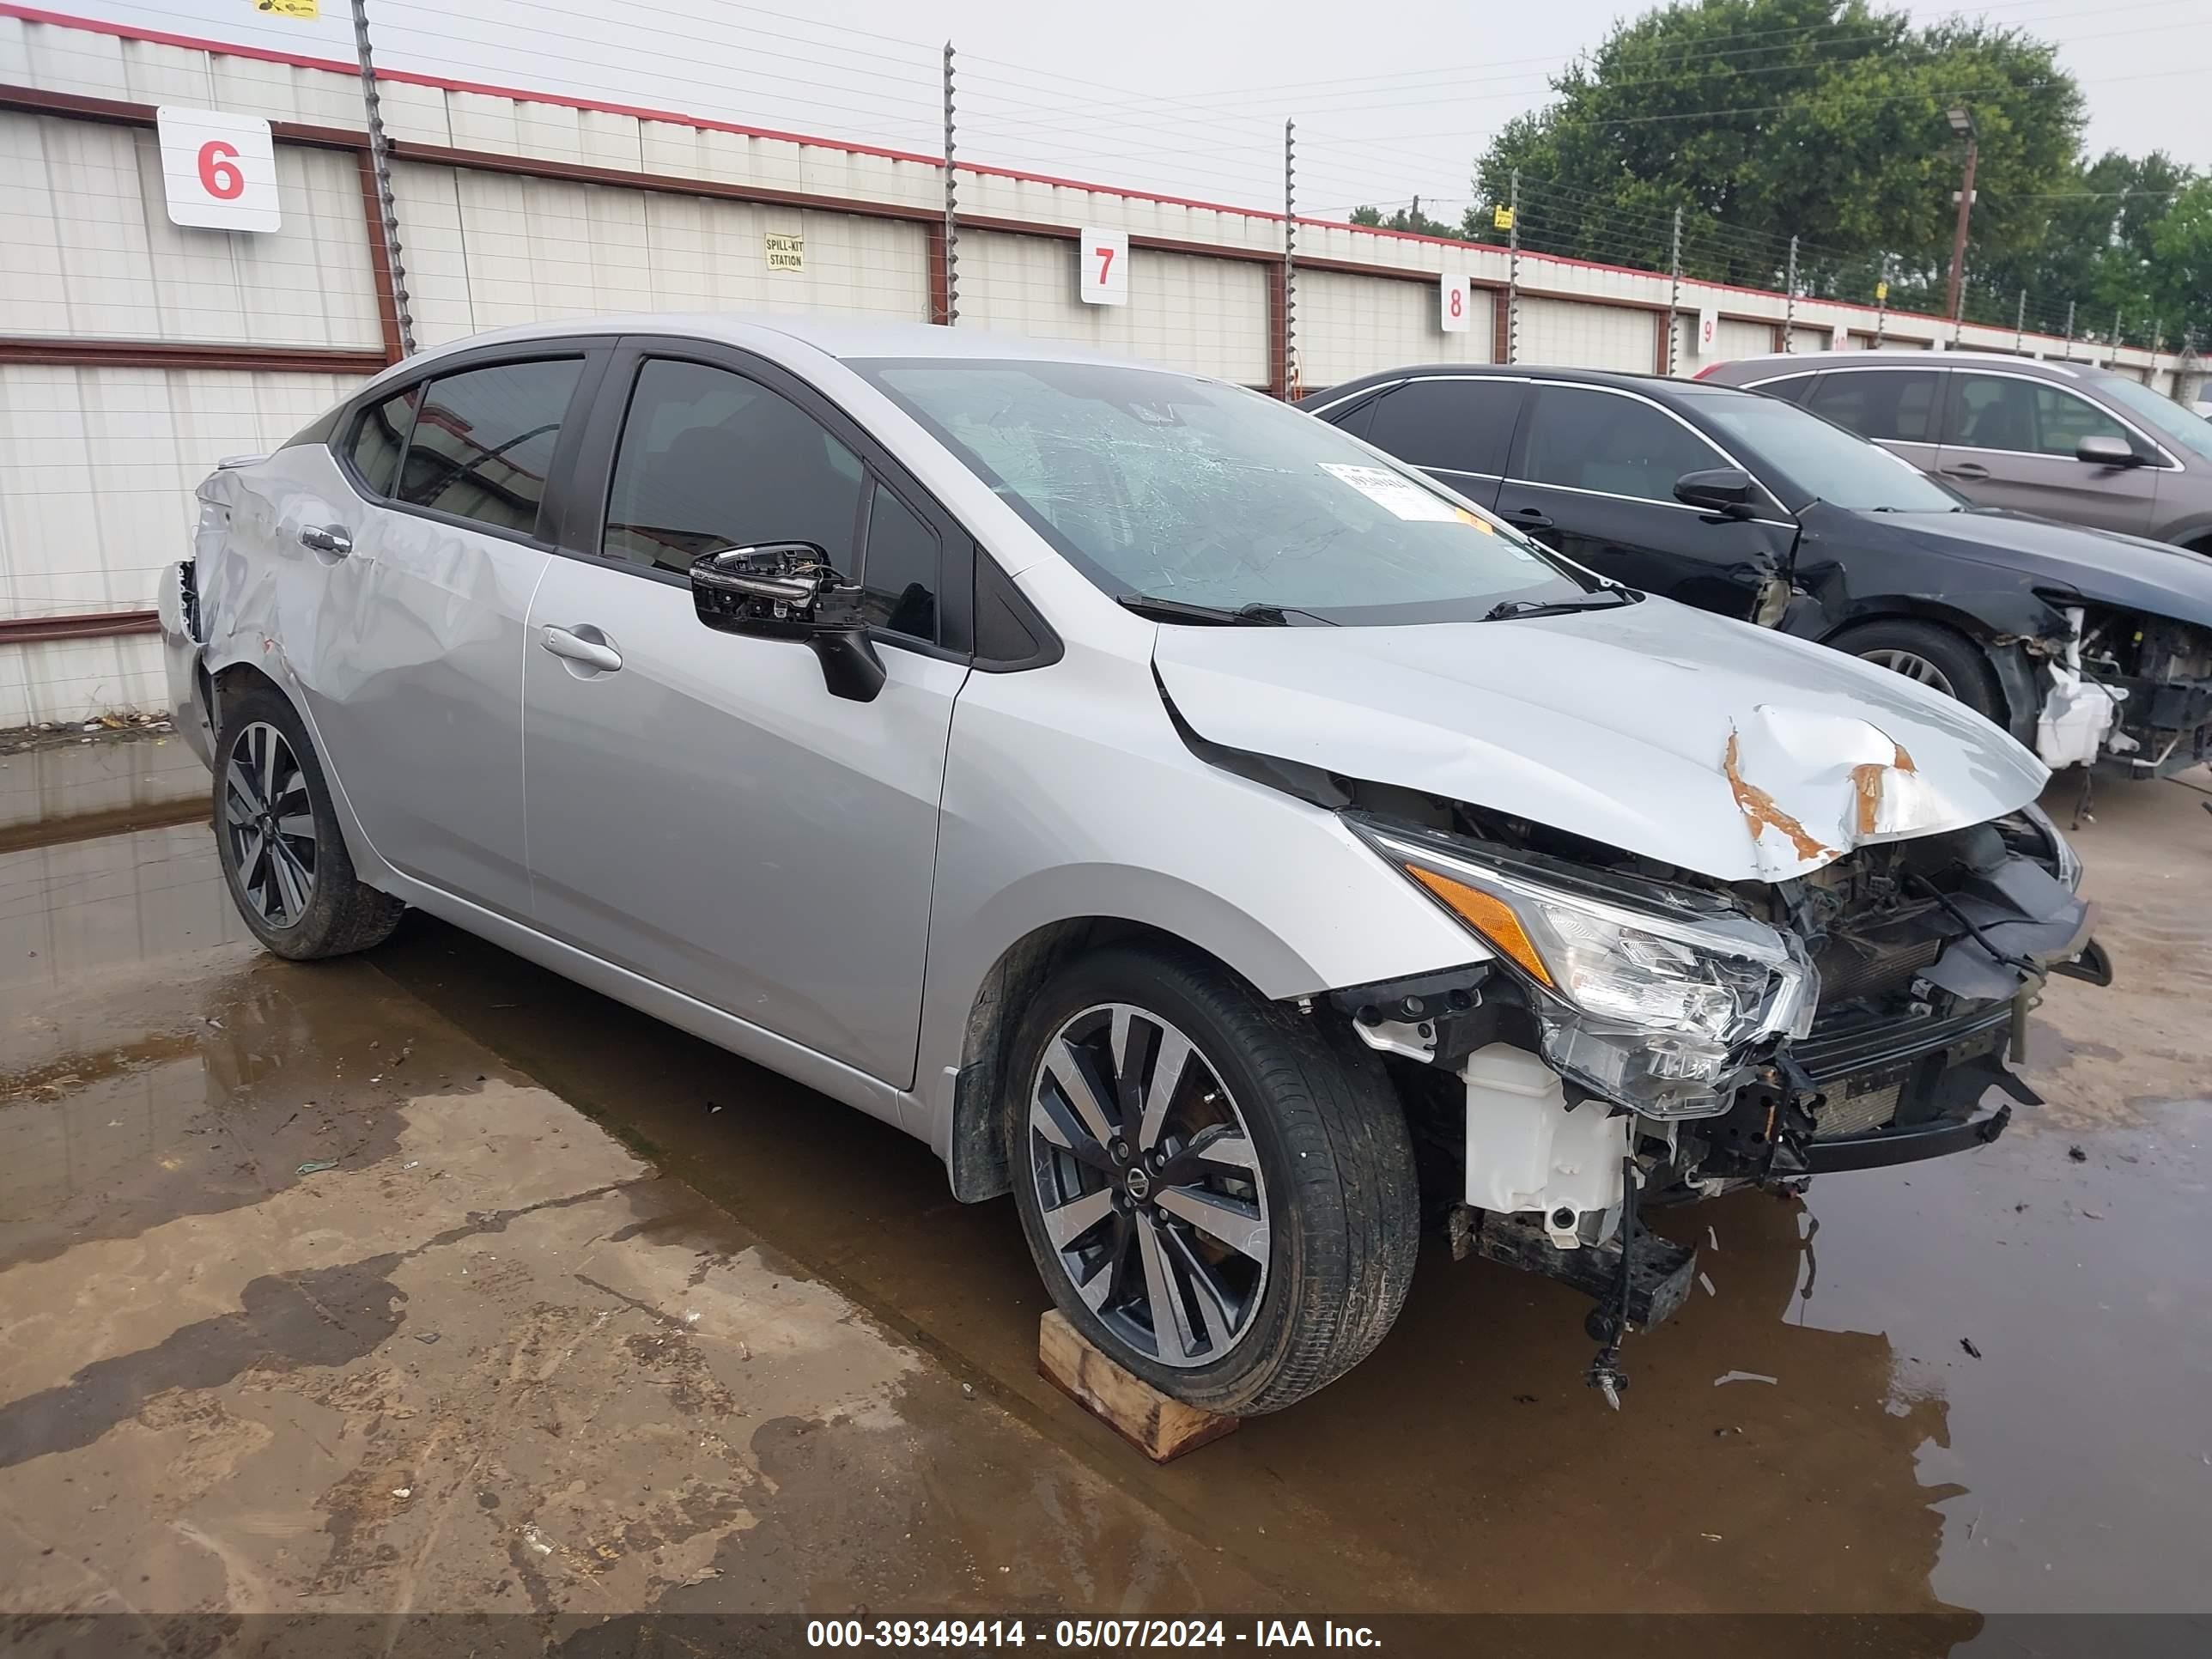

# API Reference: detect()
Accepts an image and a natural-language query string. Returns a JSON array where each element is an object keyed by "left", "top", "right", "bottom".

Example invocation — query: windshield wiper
[
  {"left": 1484, "top": 588, "right": 1641, "bottom": 622},
  {"left": 1115, "top": 594, "right": 1336, "bottom": 626}
]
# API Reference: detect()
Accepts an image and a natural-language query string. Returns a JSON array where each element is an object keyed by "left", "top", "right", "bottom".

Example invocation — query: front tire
[
  {"left": 212, "top": 684, "right": 404, "bottom": 960},
  {"left": 1836, "top": 618, "right": 2003, "bottom": 722},
  {"left": 1007, "top": 944, "right": 1419, "bottom": 1415}
]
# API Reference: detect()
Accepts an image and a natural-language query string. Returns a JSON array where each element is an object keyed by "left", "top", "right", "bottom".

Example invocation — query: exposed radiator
[{"left": 1817, "top": 1080, "right": 1903, "bottom": 1139}]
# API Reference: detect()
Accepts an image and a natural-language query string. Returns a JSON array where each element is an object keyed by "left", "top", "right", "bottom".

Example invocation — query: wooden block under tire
[{"left": 1037, "top": 1310, "right": 1241, "bottom": 1462}]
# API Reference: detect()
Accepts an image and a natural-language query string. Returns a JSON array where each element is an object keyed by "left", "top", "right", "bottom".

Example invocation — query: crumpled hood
[
  {"left": 1154, "top": 599, "right": 2050, "bottom": 884},
  {"left": 1840, "top": 507, "right": 2212, "bottom": 630}
]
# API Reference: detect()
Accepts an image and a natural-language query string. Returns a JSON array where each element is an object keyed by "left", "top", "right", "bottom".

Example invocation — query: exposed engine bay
[
  {"left": 2031, "top": 602, "right": 2212, "bottom": 779},
  {"left": 1151, "top": 609, "right": 2112, "bottom": 1407},
  {"left": 1322, "top": 781, "right": 2104, "bottom": 1408}
]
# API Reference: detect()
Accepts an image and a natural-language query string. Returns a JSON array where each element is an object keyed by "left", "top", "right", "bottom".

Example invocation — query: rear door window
[
  {"left": 1361, "top": 377, "right": 1522, "bottom": 477},
  {"left": 395, "top": 358, "right": 584, "bottom": 536},
  {"left": 1805, "top": 369, "right": 1940, "bottom": 443},
  {"left": 1516, "top": 386, "right": 1726, "bottom": 503}
]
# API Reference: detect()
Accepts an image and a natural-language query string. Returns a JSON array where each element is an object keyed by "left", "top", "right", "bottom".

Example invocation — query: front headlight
[{"left": 1350, "top": 818, "right": 1817, "bottom": 1120}]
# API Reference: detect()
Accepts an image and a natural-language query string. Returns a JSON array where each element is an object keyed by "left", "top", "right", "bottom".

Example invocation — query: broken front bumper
[
  {"left": 1802, "top": 1101, "right": 2013, "bottom": 1172},
  {"left": 2116, "top": 675, "right": 2212, "bottom": 778}
]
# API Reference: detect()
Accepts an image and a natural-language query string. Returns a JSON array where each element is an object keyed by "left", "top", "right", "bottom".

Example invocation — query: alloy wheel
[
  {"left": 1027, "top": 1002, "right": 1271, "bottom": 1369},
  {"left": 222, "top": 720, "right": 318, "bottom": 928},
  {"left": 1859, "top": 647, "right": 1957, "bottom": 699}
]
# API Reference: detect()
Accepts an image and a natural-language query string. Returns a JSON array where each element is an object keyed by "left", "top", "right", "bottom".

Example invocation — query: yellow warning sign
[
  {"left": 1875, "top": 280, "right": 1889, "bottom": 301},
  {"left": 1492, "top": 204, "right": 1515, "bottom": 231},
  {"left": 765, "top": 232, "right": 805, "bottom": 272},
  {"left": 254, "top": 0, "right": 319, "bottom": 18}
]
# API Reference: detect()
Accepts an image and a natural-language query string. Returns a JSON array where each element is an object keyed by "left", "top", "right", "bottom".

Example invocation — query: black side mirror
[
  {"left": 1674, "top": 467, "right": 1757, "bottom": 519},
  {"left": 2075, "top": 434, "right": 2142, "bottom": 468},
  {"left": 691, "top": 542, "right": 886, "bottom": 703}
]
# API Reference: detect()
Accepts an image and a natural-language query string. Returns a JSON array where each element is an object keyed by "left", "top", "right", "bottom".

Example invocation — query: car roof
[
  {"left": 1308, "top": 362, "right": 1718, "bottom": 404},
  {"left": 387, "top": 313, "right": 1140, "bottom": 370},
  {"left": 1705, "top": 349, "right": 2101, "bottom": 382}
]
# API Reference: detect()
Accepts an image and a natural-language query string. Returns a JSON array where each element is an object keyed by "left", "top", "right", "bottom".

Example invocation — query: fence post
[
  {"left": 2063, "top": 299, "right": 2075, "bottom": 361},
  {"left": 2014, "top": 289, "right": 2026, "bottom": 354},
  {"left": 1505, "top": 169, "right": 1520, "bottom": 365},
  {"left": 1282, "top": 118, "right": 1297, "bottom": 398},
  {"left": 2111, "top": 305, "right": 2124, "bottom": 367},
  {"left": 1782, "top": 234, "right": 1797, "bottom": 349},
  {"left": 1874, "top": 257, "right": 1889, "bottom": 347},
  {"left": 1666, "top": 205, "right": 1682, "bottom": 377},
  {"left": 940, "top": 43, "right": 959, "bottom": 326},
  {"left": 349, "top": 0, "right": 414, "bottom": 357}
]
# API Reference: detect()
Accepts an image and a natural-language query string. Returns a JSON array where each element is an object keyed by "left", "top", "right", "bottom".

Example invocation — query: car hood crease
[{"left": 1152, "top": 604, "right": 2050, "bottom": 884}]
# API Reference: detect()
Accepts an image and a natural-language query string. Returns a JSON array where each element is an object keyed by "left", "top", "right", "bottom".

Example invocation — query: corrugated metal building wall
[{"left": 0, "top": 5, "right": 2192, "bottom": 726}]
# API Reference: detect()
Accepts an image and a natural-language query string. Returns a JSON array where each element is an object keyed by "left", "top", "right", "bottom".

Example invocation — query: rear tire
[
  {"left": 1006, "top": 943, "right": 1419, "bottom": 1416},
  {"left": 212, "top": 684, "right": 404, "bottom": 960},
  {"left": 1835, "top": 618, "right": 2003, "bottom": 723}
]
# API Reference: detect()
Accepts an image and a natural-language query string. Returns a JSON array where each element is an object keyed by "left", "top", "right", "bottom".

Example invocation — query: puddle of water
[
  {"left": 0, "top": 733, "right": 209, "bottom": 848},
  {"left": 0, "top": 769, "right": 2204, "bottom": 1615},
  {"left": 0, "top": 820, "right": 253, "bottom": 994}
]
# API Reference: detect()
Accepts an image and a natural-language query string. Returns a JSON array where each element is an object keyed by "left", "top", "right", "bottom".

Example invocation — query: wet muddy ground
[{"left": 2, "top": 750, "right": 2207, "bottom": 1626}]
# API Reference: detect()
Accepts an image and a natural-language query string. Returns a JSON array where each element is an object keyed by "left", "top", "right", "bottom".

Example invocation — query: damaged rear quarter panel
[{"left": 196, "top": 446, "right": 544, "bottom": 912}]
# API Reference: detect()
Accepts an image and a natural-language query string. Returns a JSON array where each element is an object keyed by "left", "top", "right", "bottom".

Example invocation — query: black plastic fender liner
[{"left": 2051, "top": 935, "right": 2115, "bottom": 986}]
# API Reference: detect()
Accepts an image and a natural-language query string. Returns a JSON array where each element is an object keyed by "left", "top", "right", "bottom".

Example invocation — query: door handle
[
  {"left": 1940, "top": 462, "right": 1990, "bottom": 482},
  {"left": 298, "top": 524, "right": 352, "bottom": 556},
  {"left": 539, "top": 624, "right": 623, "bottom": 672},
  {"left": 1508, "top": 507, "right": 1553, "bottom": 531}
]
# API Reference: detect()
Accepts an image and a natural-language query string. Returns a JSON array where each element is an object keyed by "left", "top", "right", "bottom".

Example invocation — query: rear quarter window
[
  {"left": 345, "top": 386, "right": 422, "bottom": 498},
  {"left": 1750, "top": 374, "right": 1818, "bottom": 404}
]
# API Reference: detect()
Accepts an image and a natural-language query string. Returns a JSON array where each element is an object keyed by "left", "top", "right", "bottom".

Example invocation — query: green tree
[
  {"left": 2142, "top": 179, "right": 2212, "bottom": 349},
  {"left": 1348, "top": 197, "right": 1458, "bottom": 238},
  {"left": 1973, "top": 151, "right": 2197, "bottom": 342},
  {"left": 1459, "top": 0, "right": 2084, "bottom": 308}
]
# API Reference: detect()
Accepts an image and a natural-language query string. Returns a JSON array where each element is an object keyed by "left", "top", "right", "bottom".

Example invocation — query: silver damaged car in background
[{"left": 159, "top": 318, "right": 2106, "bottom": 1413}]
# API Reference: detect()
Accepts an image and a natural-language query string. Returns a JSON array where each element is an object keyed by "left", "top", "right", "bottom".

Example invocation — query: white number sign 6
[{"left": 157, "top": 106, "right": 281, "bottom": 233}]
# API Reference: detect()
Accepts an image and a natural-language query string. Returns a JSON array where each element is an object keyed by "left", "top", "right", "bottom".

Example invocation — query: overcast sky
[{"left": 73, "top": 0, "right": 2212, "bottom": 220}]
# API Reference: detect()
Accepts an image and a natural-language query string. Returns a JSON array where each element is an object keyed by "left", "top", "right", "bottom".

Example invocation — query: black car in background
[{"left": 1306, "top": 366, "right": 2212, "bottom": 779}]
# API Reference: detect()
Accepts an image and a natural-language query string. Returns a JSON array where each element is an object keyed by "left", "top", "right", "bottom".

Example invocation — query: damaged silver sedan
[{"left": 159, "top": 318, "right": 2104, "bottom": 1415}]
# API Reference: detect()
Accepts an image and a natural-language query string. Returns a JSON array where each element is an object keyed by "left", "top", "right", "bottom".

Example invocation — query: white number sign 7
[{"left": 1079, "top": 226, "right": 1129, "bottom": 307}]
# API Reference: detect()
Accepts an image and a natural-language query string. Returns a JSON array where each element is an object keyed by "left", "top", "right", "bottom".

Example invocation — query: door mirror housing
[
  {"left": 2075, "top": 434, "right": 2143, "bottom": 468},
  {"left": 1674, "top": 467, "right": 1758, "bottom": 519},
  {"left": 691, "top": 542, "right": 886, "bottom": 703}
]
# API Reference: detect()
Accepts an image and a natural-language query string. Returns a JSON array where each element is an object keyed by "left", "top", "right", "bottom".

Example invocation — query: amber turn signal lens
[{"left": 1405, "top": 866, "right": 1554, "bottom": 988}]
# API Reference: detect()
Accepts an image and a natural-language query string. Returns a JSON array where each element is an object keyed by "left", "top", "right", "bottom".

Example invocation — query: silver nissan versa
[{"left": 159, "top": 317, "right": 2105, "bottom": 1413}]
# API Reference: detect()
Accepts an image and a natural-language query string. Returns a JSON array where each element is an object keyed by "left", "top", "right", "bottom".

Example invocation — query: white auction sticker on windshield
[{"left": 1319, "top": 464, "right": 1462, "bottom": 522}]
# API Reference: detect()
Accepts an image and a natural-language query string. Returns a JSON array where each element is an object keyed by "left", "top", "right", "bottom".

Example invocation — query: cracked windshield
[{"left": 858, "top": 359, "right": 1590, "bottom": 623}]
